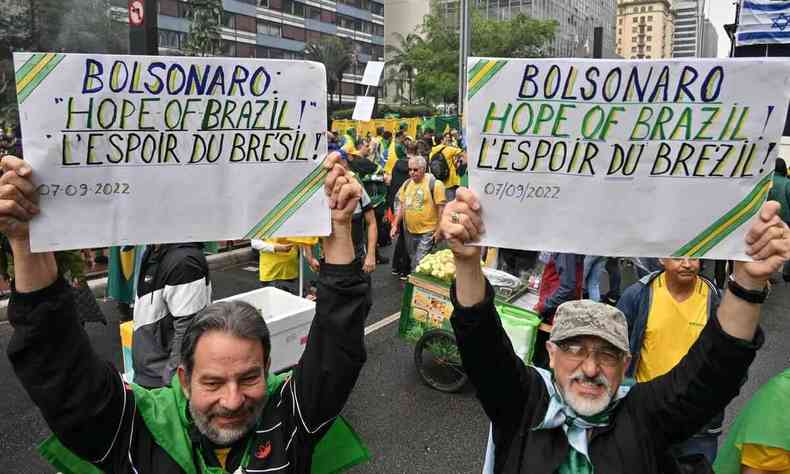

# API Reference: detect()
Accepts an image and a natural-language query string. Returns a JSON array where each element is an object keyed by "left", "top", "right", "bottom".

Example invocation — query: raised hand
[
  {"left": 323, "top": 152, "right": 362, "bottom": 228},
  {"left": 437, "top": 187, "right": 485, "bottom": 263},
  {"left": 0, "top": 155, "right": 39, "bottom": 243},
  {"left": 736, "top": 200, "right": 790, "bottom": 287}
]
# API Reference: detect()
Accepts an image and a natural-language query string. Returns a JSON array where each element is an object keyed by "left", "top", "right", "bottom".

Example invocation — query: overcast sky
[{"left": 708, "top": 1, "right": 738, "bottom": 57}]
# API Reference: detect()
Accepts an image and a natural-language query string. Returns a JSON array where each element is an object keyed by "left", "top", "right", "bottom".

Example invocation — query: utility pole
[
  {"left": 128, "top": 0, "right": 158, "bottom": 54},
  {"left": 457, "top": 0, "right": 470, "bottom": 116}
]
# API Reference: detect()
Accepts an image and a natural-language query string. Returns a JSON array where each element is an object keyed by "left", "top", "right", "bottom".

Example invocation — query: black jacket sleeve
[
  {"left": 450, "top": 280, "right": 545, "bottom": 448},
  {"left": 629, "top": 315, "right": 763, "bottom": 445},
  {"left": 290, "top": 259, "right": 371, "bottom": 438},
  {"left": 6, "top": 278, "right": 132, "bottom": 465}
]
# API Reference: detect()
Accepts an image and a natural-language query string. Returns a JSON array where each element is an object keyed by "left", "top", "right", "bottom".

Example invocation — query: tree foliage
[
  {"left": 304, "top": 37, "right": 353, "bottom": 108},
  {"left": 389, "top": 4, "right": 557, "bottom": 105},
  {"left": 183, "top": 0, "right": 223, "bottom": 56}
]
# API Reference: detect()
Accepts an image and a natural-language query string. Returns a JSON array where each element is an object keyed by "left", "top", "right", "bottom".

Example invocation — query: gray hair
[
  {"left": 180, "top": 301, "right": 271, "bottom": 378},
  {"left": 409, "top": 155, "right": 427, "bottom": 169}
]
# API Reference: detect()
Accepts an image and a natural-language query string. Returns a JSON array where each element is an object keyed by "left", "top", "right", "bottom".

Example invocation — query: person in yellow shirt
[
  {"left": 617, "top": 257, "right": 723, "bottom": 465},
  {"left": 251, "top": 238, "right": 319, "bottom": 294},
  {"left": 390, "top": 154, "right": 446, "bottom": 274},
  {"left": 714, "top": 369, "right": 790, "bottom": 474},
  {"left": 429, "top": 132, "right": 466, "bottom": 201}
]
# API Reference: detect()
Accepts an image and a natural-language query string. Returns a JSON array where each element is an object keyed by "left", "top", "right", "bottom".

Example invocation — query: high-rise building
[
  {"left": 429, "top": 0, "right": 617, "bottom": 57},
  {"left": 672, "top": 0, "right": 701, "bottom": 57},
  {"left": 700, "top": 17, "right": 718, "bottom": 57},
  {"left": 135, "top": 0, "right": 385, "bottom": 104},
  {"left": 615, "top": 0, "right": 674, "bottom": 59},
  {"left": 383, "top": 0, "right": 431, "bottom": 103}
]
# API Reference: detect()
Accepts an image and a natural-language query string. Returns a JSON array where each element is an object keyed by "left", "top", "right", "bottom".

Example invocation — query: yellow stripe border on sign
[{"left": 16, "top": 53, "right": 57, "bottom": 93}]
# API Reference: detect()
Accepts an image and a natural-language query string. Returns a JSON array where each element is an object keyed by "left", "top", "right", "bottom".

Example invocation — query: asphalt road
[{"left": 0, "top": 249, "right": 787, "bottom": 472}]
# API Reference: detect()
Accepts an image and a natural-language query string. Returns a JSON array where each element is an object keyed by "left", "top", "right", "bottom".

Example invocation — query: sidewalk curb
[{"left": 0, "top": 247, "right": 255, "bottom": 322}]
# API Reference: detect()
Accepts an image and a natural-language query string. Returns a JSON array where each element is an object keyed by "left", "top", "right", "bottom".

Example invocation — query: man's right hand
[
  {"left": 438, "top": 187, "right": 484, "bottom": 263},
  {"left": 0, "top": 155, "right": 39, "bottom": 244},
  {"left": 438, "top": 187, "right": 486, "bottom": 307}
]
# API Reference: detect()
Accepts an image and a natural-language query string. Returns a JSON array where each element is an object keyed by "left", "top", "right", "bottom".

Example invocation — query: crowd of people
[{"left": 1, "top": 119, "right": 789, "bottom": 473}]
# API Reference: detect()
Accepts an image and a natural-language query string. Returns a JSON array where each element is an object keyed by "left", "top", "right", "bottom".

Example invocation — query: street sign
[{"left": 128, "top": 0, "right": 144, "bottom": 27}]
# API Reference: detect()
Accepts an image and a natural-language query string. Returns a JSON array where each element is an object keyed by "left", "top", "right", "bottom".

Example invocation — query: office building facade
[
  {"left": 672, "top": 0, "right": 700, "bottom": 57},
  {"left": 433, "top": 0, "right": 617, "bottom": 57},
  {"left": 615, "top": 0, "right": 674, "bottom": 59},
  {"left": 128, "top": 0, "right": 385, "bottom": 103}
]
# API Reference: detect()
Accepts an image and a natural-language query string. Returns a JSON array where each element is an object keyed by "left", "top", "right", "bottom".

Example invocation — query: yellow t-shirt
[
  {"left": 742, "top": 444, "right": 790, "bottom": 473},
  {"left": 398, "top": 178, "right": 447, "bottom": 234},
  {"left": 259, "top": 238, "right": 299, "bottom": 282},
  {"left": 635, "top": 273, "right": 709, "bottom": 383},
  {"left": 430, "top": 144, "right": 463, "bottom": 188}
]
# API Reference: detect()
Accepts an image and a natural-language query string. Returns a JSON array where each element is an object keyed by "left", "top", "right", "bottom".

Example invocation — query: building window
[
  {"left": 632, "top": 36, "right": 636, "bottom": 42},
  {"left": 307, "top": 6, "right": 321, "bottom": 19},
  {"left": 632, "top": 27, "right": 637, "bottom": 33},
  {"left": 647, "top": 25, "right": 652, "bottom": 31},
  {"left": 321, "top": 9, "right": 336, "bottom": 23},
  {"left": 236, "top": 15, "right": 256, "bottom": 32},
  {"left": 282, "top": 24, "right": 306, "bottom": 41},
  {"left": 646, "top": 45, "right": 652, "bottom": 51},
  {"left": 640, "top": 6, "right": 645, "bottom": 12},
  {"left": 618, "top": 18, "right": 622, "bottom": 24},
  {"left": 259, "top": 0, "right": 269, "bottom": 7},
  {"left": 631, "top": 46, "right": 636, "bottom": 52},
  {"left": 221, "top": 11, "right": 236, "bottom": 29},
  {"left": 648, "top": 5, "right": 653, "bottom": 11},
  {"left": 370, "top": 1, "right": 383, "bottom": 15},
  {"left": 222, "top": 40, "right": 237, "bottom": 56},
  {"left": 159, "top": 0, "right": 178, "bottom": 16},
  {"left": 257, "top": 20, "right": 281, "bottom": 36},
  {"left": 646, "top": 35, "right": 652, "bottom": 41},
  {"left": 281, "top": 0, "right": 305, "bottom": 17},
  {"left": 648, "top": 15, "right": 653, "bottom": 21},
  {"left": 373, "top": 23, "right": 384, "bottom": 36}
]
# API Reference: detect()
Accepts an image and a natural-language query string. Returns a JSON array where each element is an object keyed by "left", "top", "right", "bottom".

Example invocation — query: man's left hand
[{"left": 736, "top": 200, "right": 790, "bottom": 288}]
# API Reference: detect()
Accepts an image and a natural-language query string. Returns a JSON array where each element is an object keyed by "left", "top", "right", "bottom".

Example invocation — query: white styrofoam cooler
[{"left": 216, "top": 287, "right": 316, "bottom": 373}]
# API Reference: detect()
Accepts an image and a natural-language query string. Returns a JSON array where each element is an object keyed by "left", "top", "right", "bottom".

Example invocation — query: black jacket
[
  {"left": 8, "top": 260, "right": 370, "bottom": 473},
  {"left": 451, "top": 281, "right": 762, "bottom": 474}
]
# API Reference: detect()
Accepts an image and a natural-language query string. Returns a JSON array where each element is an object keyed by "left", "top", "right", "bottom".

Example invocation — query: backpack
[{"left": 429, "top": 146, "right": 450, "bottom": 182}]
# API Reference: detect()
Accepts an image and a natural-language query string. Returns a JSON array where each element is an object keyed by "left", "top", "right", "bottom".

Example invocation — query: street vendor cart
[{"left": 399, "top": 250, "right": 545, "bottom": 393}]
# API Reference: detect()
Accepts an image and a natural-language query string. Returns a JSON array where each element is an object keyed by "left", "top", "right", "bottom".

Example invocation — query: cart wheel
[{"left": 414, "top": 329, "right": 468, "bottom": 393}]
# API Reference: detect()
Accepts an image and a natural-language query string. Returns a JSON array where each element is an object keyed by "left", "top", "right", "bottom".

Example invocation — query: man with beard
[
  {"left": 4, "top": 152, "right": 370, "bottom": 473},
  {"left": 439, "top": 187, "right": 789, "bottom": 474},
  {"left": 617, "top": 257, "right": 723, "bottom": 463}
]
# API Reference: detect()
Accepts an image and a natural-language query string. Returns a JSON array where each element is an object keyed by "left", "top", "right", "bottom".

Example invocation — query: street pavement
[{"left": 0, "top": 248, "right": 787, "bottom": 472}]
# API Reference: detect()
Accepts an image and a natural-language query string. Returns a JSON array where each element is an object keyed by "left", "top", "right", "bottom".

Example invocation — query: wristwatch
[{"left": 728, "top": 274, "right": 770, "bottom": 304}]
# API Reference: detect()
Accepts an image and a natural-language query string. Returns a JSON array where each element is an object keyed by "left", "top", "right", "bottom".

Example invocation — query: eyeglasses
[
  {"left": 556, "top": 341, "right": 624, "bottom": 367},
  {"left": 408, "top": 168, "right": 422, "bottom": 172}
]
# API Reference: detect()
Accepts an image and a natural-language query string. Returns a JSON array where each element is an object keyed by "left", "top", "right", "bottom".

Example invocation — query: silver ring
[{"left": 451, "top": 212, "right": 461, "bottom": 224}]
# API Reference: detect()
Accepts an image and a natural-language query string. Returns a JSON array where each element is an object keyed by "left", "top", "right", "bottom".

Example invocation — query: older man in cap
[{"left": 439, "top": 188, "right": 790, "bottom": 474}]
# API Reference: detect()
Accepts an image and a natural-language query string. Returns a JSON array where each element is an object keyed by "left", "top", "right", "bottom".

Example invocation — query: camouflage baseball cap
[{"left": 550, "top": 300, "right": 630, "bottom": 353}]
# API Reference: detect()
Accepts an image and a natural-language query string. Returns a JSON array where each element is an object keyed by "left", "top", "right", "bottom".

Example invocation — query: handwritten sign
[
  {"left": 352, "top": 96, "right": 376, "bottom": 122},
  {"left": 14, "top": 53, "right": 330, "bottom": 252},
  {"left": 467, "top": 58, "right": 790, "bottom": 260}
]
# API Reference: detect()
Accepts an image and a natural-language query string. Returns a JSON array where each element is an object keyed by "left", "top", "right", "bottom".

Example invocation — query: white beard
[{"left": 559, "top": 370, "right": 614, "bottom": 417}]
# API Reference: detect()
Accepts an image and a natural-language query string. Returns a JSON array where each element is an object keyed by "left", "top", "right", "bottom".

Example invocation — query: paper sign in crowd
[
  {"left": 466, "top": 58, "right": 790, "bottom": 260},
  {"left": 14, "top": 53, "right": 330, "bottom": 252}
]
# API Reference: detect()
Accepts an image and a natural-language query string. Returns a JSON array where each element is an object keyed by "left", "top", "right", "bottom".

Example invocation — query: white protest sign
[
  {"left": 14, "top": 53, "right": 330, "bottom": 252},
  {"left": 360, "top": 61, "right": 384, "bottom": 86},
  {"left": 467, "top": 58, "right": 790, "bottom": 260},
  {"left": 352, "top": 96, "right": 376, "bottom": 122}
]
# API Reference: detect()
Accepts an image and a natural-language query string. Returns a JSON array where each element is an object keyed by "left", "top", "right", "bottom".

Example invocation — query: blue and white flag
[{"left": 737, "top": 0, "right": 790, "bottom": 46}]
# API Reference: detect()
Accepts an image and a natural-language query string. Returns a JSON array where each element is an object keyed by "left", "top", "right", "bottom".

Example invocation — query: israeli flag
[{"left": 737, "top": 0, "right": 790, "bottom": 46}]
